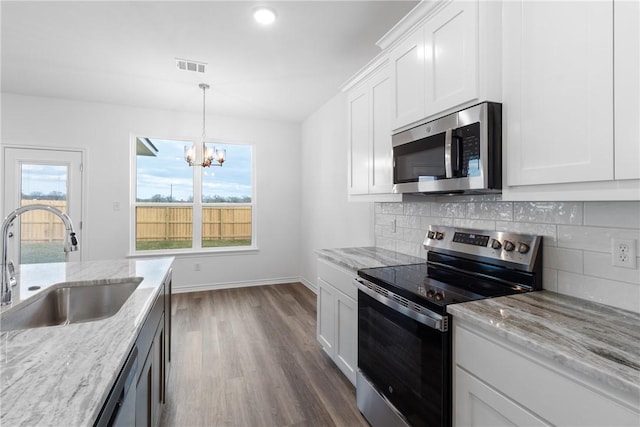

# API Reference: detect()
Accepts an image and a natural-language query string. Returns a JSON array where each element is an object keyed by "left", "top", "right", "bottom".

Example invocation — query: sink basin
[{"left": 0, "top": 277, "right": 143, "bottom": 332}]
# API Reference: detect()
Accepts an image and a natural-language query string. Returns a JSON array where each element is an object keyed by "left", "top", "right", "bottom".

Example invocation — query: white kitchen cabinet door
[
  {"left": 504, "top": 0, "right": 614, "bottom": 186},
  {"left": 614, "top": 0, "right": 640, "bottom": 180},
  {"left": 317, "top": 278, "right": 335, "bottom": 358},
  {"left": 370, "top": 68, "right": 395, "bottom": 194},
  {"left": 348, "top": 89, "right": 370, "bottom": 195},
  {"left": 424, "top": 0, "right": 478, "bottom": 118},
  {"left": 455, "top": 368, "right": 549, "bottom": 427},
  {"left": 390, "top": 28, "right": 426, "bottom": 130},
  {"left": 334, "top": 292, "right": 357, "bottom": 385}
]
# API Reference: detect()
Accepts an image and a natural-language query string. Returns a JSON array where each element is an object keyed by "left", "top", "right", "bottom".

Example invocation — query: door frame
[{"left": 2, "top": 144, "right": 87, "bottom": 262}]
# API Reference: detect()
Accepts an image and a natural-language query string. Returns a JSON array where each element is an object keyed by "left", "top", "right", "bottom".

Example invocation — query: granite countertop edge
[
  {"left": 316, "top": 246, "right": 425, "bottom": 272},
  {"left": 0, "top": 257, "right": 174, "bottom": 427},
  {"left": 447, "top": 291, "right": 640, "bottom": 399}
]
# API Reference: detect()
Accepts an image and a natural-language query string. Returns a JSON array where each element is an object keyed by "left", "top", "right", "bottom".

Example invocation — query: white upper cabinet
[
  {"left": 504, "top": 0, "right": 614, "bottom": 186},
  {"left": 502, "top": 0, "right": 639, "bottom": 200},
  {"left": 386, "top": 0, "right": 498, "bottom": 131},
  {"left": 424, "top": 0, "right": 478, "bottom": 118},
  {"left": 389, "top": 29, "right": 426, "bottom": 129},
  {"left": 614, "top": 0, "right": 640, "bottom": 180},
  {"left": 346, "top": 60, "right": 401, "bottom": 200},
  {"left": 347, "top": 88, "right": 370, "bottom": 195}
]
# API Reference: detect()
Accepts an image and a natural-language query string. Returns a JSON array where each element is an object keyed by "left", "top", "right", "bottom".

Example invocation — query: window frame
[{"left": 129, "top": 134, "right": 257, "bottom": 256}]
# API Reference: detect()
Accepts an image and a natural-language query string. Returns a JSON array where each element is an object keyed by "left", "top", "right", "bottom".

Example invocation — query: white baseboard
[
  {"left": 173, "top": 276, "right": 306, "bottom": 294},
  {"left": 299, "top": 277, "right": 317, "bottom": 294}
]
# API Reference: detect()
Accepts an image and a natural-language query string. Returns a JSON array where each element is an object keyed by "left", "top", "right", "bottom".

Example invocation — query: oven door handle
[{"left": 354, "top": 278, "right": 447, "bottom": 332}]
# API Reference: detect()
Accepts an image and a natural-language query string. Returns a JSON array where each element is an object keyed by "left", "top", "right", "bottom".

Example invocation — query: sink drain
[{"left": 28, "top": 286, "right": 41, "bottom": 291}]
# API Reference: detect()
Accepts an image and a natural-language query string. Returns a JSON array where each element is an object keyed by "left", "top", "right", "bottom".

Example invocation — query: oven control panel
[{"left": 424, "top": 226, "right": 542, "bottom": 271}]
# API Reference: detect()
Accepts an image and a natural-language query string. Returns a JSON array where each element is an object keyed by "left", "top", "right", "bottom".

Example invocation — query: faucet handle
[{"left": 7, "top": 261, "right": 17, "bottom": 287}]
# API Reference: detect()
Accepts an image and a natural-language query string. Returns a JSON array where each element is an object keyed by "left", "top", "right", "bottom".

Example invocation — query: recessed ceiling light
[{"left": 253, "top": 7, "right": 276, "bottom": 25}]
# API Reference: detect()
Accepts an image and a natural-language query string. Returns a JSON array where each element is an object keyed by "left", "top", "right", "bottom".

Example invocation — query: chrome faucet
[{"left": 1, "top": 204, "right": 78, "bottom": 306}]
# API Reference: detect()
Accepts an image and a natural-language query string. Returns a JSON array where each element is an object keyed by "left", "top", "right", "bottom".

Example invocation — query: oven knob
[
  {"left": 434, "top": 292, "right": 444, "bottom": 301},
  {"left": 517, "top": 242, "right": 530, "bottom": 254},
  {"left": 427, "top": 231, "right": 435, "bottom": 239},
  {"left": 503, "top": 240, "right": 515, "bottom": 252},
  {"left": 490, "top": 239, "right": 502, "bottom": 250},
  {"left": 435, "top": 232, "right": 444, "bottom": 240},
  {"left": 426, "top": 289, "right": 435, "bottom": 298}
]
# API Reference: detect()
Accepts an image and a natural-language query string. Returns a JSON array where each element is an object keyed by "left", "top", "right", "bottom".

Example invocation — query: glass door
[{"left": 3, "top": 147, "right": 83, "bottom": 264}]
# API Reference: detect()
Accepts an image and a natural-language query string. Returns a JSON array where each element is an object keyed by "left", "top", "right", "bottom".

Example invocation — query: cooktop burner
[{"left": 358, "top": 263, "right": 513, "bottom": 314}]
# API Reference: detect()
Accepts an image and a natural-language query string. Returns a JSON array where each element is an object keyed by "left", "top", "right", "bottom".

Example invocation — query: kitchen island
[{"left": 0, "top": 257, "right": 173, "bottom": 426}]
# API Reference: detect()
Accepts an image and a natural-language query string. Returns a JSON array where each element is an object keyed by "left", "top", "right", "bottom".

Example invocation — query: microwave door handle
[{"left": 444, "top": 128, "right": 453, "bottom": 178}]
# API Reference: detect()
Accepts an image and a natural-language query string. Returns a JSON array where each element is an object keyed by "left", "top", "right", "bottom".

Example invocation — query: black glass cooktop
[{"left": 357, "top": 263, "right": 528, "bottom": 314}]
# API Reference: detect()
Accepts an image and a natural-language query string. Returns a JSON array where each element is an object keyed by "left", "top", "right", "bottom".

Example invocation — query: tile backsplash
[{"left": 375, "top": 196, "right": 640, "bottom": 313}]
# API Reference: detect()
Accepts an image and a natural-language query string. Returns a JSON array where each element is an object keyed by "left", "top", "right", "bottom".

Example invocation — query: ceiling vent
[{"left": 176, "top": 58, "right": 206, "bottom": 73}]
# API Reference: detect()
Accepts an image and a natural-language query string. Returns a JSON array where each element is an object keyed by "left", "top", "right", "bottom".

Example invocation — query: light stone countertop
[
  {"left": 0, "top": 257, "right": 174, "bottom": 427},
  {"left": 316, "top": 246, "right": 425, "bottom": 272},
  {"left": 447, "top": 291, "right": 640, "bottom": 400}
]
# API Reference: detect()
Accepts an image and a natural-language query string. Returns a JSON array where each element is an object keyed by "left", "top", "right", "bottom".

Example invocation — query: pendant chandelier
[{"left": 184, "top": 83, "right": 226, "bottom": 167}]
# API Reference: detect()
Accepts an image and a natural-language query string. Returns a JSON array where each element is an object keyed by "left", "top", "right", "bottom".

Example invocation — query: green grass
[
  {"left": 137, "top": 239, "right": 251, "bottom": 251},
  {"left": 21, "top": 242, "right": 67, "bottom": 264}
]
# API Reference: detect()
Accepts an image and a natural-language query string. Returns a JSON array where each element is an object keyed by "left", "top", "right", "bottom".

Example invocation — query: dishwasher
[{"left": 95, "top": 346, "right": 138, "bottom": 427}]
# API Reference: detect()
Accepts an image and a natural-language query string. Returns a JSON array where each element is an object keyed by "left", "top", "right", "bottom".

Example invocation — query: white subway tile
[
  {"left": 583, "top": 251, "right": 640, "bottom": 285},
  {"left": 396, "top": 240, "right": 422, "bottom": 257},
  {"left": 466, "top": 202, "right": 513, "bottom": 221},
  {"left": 543, "top": 247, "right": 583, "bottom": 274},
  {"left": 495, "top": 221, "right": 558, "bottom": 246},
  {"left": 584, "top": 202, "right": 640, "bottom": 229},
  {"left": 404, "top": 202, "right": 431, "bottom": 216},
  {"left": 514, "top": 202, "right": 583, "bottom": 225},
  {"left": 420, "top": 216, "right": 455, "bottom": 229},
  {"left": 375, "top": 213, "right": 396, "bottom": 227},
  {"left": 403, "top": 228, "right": 426, "bottom": 243},
  {"left": 375, "top": 203, "right": 382, "bottom": 214},
  {"left": 542, "top": 268, "right": 558, "bottom": 292},
  {"left": 396, "top": 215, "right": 421, "bottom": 229},
  {"left": 431, "top": 202, "right": 466, "bottom": 218},
  {"left": 375, "top": 236, "right": 397, "bottom": 252},
  {"left": 557, "top": 271, "right": 640, "bottom": 313},
  {"left": 380, "top": 203, "right": 404, "bottom": 214},
  {"left": 558, "top": 225, "right": 640, "bottom": 253}
]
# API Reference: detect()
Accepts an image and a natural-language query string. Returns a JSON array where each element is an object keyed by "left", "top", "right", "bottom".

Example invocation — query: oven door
[{"left": 357, "top": 289, "right": 451, "bottom": 427}]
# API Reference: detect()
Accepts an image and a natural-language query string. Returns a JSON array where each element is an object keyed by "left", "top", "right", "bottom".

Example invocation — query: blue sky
[
  {"left": 21, "top": 165, "right": 68, "bottom": 197},
  {"left": 137, "top": 138, "right": 253, "bottom": 201}
]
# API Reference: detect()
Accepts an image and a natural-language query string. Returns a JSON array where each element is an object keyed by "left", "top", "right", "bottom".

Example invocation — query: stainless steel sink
[{"left": 0, "top": 277, "right": 143, "bottom": 332}]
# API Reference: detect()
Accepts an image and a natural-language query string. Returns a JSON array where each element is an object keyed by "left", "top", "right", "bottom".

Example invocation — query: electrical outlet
[
  {"left": 612, "top": 239, "right": 637, "bottom": 269},
  {"left": 194, "top": 262, "right": 201, "bottom": 272}
]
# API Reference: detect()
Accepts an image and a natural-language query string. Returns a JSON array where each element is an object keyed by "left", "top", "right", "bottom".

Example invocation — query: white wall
[
  {"left": 299, "top": 93, "right": 374, "bottom": 289},
  {"left": 375, "top": 196, "right": 640, "bottom": 313},
  {"left": 1, "top": 93, "right": 302, "bottom": 291}
]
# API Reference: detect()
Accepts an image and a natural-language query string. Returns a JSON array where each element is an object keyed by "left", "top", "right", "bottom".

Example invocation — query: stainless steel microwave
[{"left": 392, "top": 102, "right": 502, "bottom": 194}]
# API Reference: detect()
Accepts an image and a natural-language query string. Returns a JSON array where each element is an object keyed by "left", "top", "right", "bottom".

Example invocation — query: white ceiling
[{"left": 1, "top": 1, "right": 418, "bottom": 123}]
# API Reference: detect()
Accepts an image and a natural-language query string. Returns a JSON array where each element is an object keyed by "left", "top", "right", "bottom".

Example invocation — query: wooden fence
[
  {"left": 18, "top": 201, "right": 252, "bottom": 243},
  {"left": 19, "top": 200, "right": 67, "bottom": 242},
  {"left": 136, "top": 206, "right": 252, "bottom": 242}
]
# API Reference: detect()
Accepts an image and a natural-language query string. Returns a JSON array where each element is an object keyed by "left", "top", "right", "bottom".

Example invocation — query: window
[{"left": 133, "top": 137, "right": 254, "bottom": 252}]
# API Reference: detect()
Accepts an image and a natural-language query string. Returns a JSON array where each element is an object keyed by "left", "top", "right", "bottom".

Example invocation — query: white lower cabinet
[
  {"left": 316, "top": 258, "right": 357, "bottom": 385},
  {"left": 453, "top": 320, "right": 640, "bottom": 426}
]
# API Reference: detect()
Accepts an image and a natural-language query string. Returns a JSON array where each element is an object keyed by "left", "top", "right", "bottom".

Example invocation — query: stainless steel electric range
[{"left": 354, "top": 225, "right": 543, "bottom": 427}]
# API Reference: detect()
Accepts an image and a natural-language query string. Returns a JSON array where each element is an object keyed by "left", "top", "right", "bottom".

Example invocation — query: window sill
[{"left": 128, "top": 246, "right": 259, "bottom": 258}]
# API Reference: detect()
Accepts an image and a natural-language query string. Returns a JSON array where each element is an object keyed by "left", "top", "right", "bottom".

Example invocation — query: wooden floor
[{"left": 160, "top": 283, "right": 369, "bottom": 427}]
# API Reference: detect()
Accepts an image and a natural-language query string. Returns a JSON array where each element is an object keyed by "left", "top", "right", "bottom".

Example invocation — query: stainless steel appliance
[
  {"left": 95, "top": 346, "right": 138, "bottom": 427},
  {"left": 392, "top": 102, "right": 502, "bottom": 195},
  {"left": 355, "top": 226, "right": 542, "bottom": 427}
]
